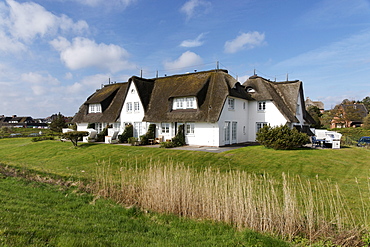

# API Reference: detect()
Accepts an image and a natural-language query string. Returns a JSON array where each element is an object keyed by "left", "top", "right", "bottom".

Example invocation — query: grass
[
  {"left": 0, "top": 175, "right": 290, "bottom": 246},
  {"left": 1, "top": 137, "right": 370, "bottom": 245}
]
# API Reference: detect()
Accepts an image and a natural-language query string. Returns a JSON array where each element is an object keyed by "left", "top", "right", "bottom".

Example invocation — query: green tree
[
  {"left": 361, "top": 96, "right": 370, "bottom": 112},
  {"left": 49, "top": 113, "right": 67, "bottom": 133},
  {"left": 307, "top": 105, "right": 322, "bottom": 128},
  {"left": 256, "top": 125, "right": 310, "bottom": 150},
  {"left": 61, "top": 131, "right": 88, "bottom": 147},
  {"left": 363, "top": 114, "right": 370, "bottom": 129}
]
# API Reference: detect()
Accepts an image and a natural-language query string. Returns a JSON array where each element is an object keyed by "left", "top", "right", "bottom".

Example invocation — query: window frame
[
  {"left": 89, "top": 103, "right": 102, "bottom": 113},
  {"left": 228, "top": 98, "right": 235, "bottom": 110},
  {"left": 258, "top": 101, "right": 266, "bottom": 112},
  {"left": 256, "top": 122, "right": 268, "bottom": 133},
  {"left": 127, "top": 102, "right": 133, "bottom": 112},
  {"left": 185, "top": 122, "right": 195, "bottom": 135},
  {"left": 161, "top": 123, "right": 170, "bottom": 134}
]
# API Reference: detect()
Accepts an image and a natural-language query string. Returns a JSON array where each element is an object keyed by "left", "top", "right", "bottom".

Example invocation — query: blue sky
[{"left": 1, "top": 0, "right": 370, "bottom": 117}]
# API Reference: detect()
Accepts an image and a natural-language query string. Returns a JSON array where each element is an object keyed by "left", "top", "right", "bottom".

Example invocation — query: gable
[{"left": 73, "top": 83, "right": 129, "bottom": 123}]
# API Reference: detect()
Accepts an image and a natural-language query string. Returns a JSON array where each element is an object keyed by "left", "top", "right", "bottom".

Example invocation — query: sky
[{"left": 1, "top": 0, "right": 370, "bottom": 118}]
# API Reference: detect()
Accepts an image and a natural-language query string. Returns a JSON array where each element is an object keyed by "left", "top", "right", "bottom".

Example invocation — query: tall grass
[{"left": 93, "top": 160, "right": 367, "bottom": 246}]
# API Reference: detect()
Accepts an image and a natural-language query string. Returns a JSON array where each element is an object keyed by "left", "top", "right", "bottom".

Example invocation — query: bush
[
  {"left": 139, "top": 124, "right": 156, "bottom": 145},
  {"left": 172, "top": 125, "right": 185, "bottom": 147},
  {"left": 61, "top": 131, "right": 89, "bottom": 147},
  {"left": 127, "top": 137, "right": 139, "bottom": 146},
  {"left": 119, "top": 124, "right": 133, "bottom": 143},
  {"left": 256, "top": 125, "right": 310, "bottom": 150},
  {"left": 31, "top": 136, "right": 55, "bottom": 142},
  {"left": 160, "top": 141, "right": 176, "bottom": 148}
]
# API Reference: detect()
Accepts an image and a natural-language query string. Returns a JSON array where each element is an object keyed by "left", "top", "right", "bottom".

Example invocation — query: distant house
[
  {"left": 330, "top": 103, "right": 368, "bottom": 128},
  {"left": 305, "top": 97, "right": 324, "bottom": 113},
  {"left": 73, "top": 70, "right": 314, "bottom": 146},
  {"left": 0, "top": 115, "right": 34, "bottom": 128}
]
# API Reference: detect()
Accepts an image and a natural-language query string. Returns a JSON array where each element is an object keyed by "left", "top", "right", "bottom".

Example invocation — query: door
[
  {"left": 224, "top": 121, "right": 230, "bottom": 145},
  {"left": 232, "top": 122, "right": 237, "bottom": 144}
]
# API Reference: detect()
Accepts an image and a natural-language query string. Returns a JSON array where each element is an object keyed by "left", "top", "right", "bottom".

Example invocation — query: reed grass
[{"left": 93, "top": 160, "right": 368, "bottom": 246}]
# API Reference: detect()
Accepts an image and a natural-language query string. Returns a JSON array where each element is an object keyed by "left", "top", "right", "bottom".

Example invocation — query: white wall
[
  {"left": 217, "top": 97, "right": 249, "bottom": 146},
  {"left": 247, "top": 101, "right": 287, "bottom": 141},
  {"left": 120, "top": 82, "right": 146, "bottom": 137}
]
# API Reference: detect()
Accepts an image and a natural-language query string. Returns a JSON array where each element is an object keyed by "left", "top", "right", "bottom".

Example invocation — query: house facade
[
  {"left": 330, "top": 103, "right": 368, "bottom": 128},
  {"left": 73, "top": 70, "right": 314, "bottom": 146}
]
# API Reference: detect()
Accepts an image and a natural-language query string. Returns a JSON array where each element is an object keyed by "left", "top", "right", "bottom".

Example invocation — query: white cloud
[
  {"left": 74, "top": 0, "right": 136, "bottom": 8},
  {"left": 65, "top": 73, "right": 109, "bottom": 94},
  {"left": 3, "top": 0, "right": 88, "bottom": 43},
  {"left": 224, "top": 31, "right": 266, "bottom": 54},
  {"left": 20, "top": 72, "right": 60, "bottom": 95},
  {"left": 163, "top": 51, "right": 203, "bottom": 71},
  {"left": 180, "top": 33, "right": 206, "bottom": 48},
  {"left": 180, "top": 0, "right": 211, "bottom": 20},
  {"left": 50, "top": 37, "right": 135, "bottom": 72},
  {"left": 301, "top": 0, "right": 370, "bottom": 26}
]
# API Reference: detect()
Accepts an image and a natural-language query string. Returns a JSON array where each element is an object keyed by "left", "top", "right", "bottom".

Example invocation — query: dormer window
[
  {"left": 247, "top": 87, "right": 255, "bottom": 93},
  {"left": 258, "top": 101, "right": 266, "bottom": 112},
  {"left": 89, "top": 103, "right": 101, "bottom": 113},
  {"left": 173, "top": 97, "right": 197, "bottom": 110},
  {"left": 228, "top": 98, "right": 235, "bottom": 110}
]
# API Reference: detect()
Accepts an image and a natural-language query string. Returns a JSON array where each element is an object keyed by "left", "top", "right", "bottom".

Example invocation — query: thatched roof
[
  {"left": 143, "top": 70, "right": 250, "bottom": 123},
  {"left": 73, "top": 83, "right": 129, "bottom": 123},
  {"left": 243, "top": 75, "right": 314, "bottom": 124}
]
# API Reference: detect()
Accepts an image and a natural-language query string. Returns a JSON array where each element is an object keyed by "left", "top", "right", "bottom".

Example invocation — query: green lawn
[
  {"left": 1, "top": 137, "right": 370, "bottom": 245},
  {"left": 0, "top": 175, "right": 290, "bottom": 246}
]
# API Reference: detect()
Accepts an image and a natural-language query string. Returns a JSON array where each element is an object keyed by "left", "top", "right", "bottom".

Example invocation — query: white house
[{"left": 73, "top": 70, "right": 314, "bottom": 146}]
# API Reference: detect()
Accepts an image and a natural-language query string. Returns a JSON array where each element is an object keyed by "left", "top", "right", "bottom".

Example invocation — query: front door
[
  {"left": 232, "top": 122, "right": 237, "bottom": 144},
  {"left": 224, "top": 121, "right": 230, "bottom": 145}
]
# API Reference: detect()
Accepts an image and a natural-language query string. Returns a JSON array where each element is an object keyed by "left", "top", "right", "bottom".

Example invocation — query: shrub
[
  {"left": 159, "top": 141, "right": 176, "bottom": 148},
  {"left": 61, "top": 131, "right": 89, "bottom": 147},
  {"left": 119, "top": 124, "right": 133, "bottom": 143},
  {"left": 127, "top": 137, "right": 138, "bottom": 146},
  {"left": 31, "top": 136, "right": 55, "bottom": 142},
  {"left": 256, "top": 125, "right": 310, "bottom": 150},
  {"left": 139, "top": 124, "right": 156, "bottom": 145},
  {"left": 172, "top": 125, "right": 185, "bottom": 147}
]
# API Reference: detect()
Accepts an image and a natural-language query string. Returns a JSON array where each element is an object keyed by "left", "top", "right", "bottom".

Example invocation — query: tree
[
  {"left": 256, "top": 125, "right": 310, "bottom": 150},
  {"left": 363, "top": 114, "right": 370, "bottom": 129},
  {"left": 361, "top": 96, "right": 370, "bottom": 112},
  {"left": 49, "top": 113, "right": 67, "bottom": 133},
  {"left": 307, "top": 105, "right": 322, "bottom": 128},
  {"left": 61, "top": 131, "right": 88, "bottom": 147}
]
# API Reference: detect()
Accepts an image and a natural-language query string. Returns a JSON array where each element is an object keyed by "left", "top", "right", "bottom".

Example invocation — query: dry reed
[{"left": 92, "top": 160, "right": 368, "bottom": 245}]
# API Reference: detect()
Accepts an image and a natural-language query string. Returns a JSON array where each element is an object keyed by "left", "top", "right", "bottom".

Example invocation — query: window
[
  {"left": 127, "top": 102, "right": 132, "bottom": 112},
  {"left": 89, "top": 104, "right": 101, "bottom": 113},
  {"left": 186, "top": 123, "right": 194, "bottom": 135},
  {"left": 232, "top": 122, "right": 237, "bottom": 141},
  {"left": 258, "top": 101, "right": 266, "bottom": 111},
  {"left": 228, "top": 98, "right": 235, "bottom": 110},
  {"left": 243, "top": 102, "right": 246, "bottom": 109},
  {"left": 134, "top": 102, "right": 140, "bottom": 111},
  {"left": 173, "top": 97, "right": 196, "bottom": 110},
  {"left": 161, "top": 123, "right": 170, "bottom": 133},
  {"left": 256, "top": 122, "right": 268, "bottom": 133},
  {"left": 134, "top": 122, "right": 142, "bottom": 137}
]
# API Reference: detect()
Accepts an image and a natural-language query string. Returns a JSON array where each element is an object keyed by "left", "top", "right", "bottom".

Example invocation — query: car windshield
[{"left": 360, "top": 137, "right": 370, "bottom": 142}]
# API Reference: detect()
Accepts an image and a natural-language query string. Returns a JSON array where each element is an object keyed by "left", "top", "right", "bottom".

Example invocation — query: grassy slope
[{"left": 0, "top": 175, "right": 290, "bottom": 246}]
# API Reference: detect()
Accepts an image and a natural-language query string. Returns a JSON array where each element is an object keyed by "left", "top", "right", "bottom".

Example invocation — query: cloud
[
  {"left": 4, "top": 0, "right": 88, "bottom": 42},
  {"left": 180, "top": 33, "right": 206, "bottom": 48},
  {"left": 224, "top": 31, "right": 266, "bottom": 54},
  {"left": 301, "top": 0, "right": 370, "bottom": 26},
  {"left": 50, "top": 37, "right": 135, "bottom": 73},
  {"left": 180, "top": 0, "right": 211, "bottom": 20},
  {"left": 20, "top": 72, "right": 60, "bottom": 96},
  {"left": 73, "top": 0, "right": 136, "bottom": 8},
  {"left": 163, "top": 51, "right": 203, "bottom": 71}
]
